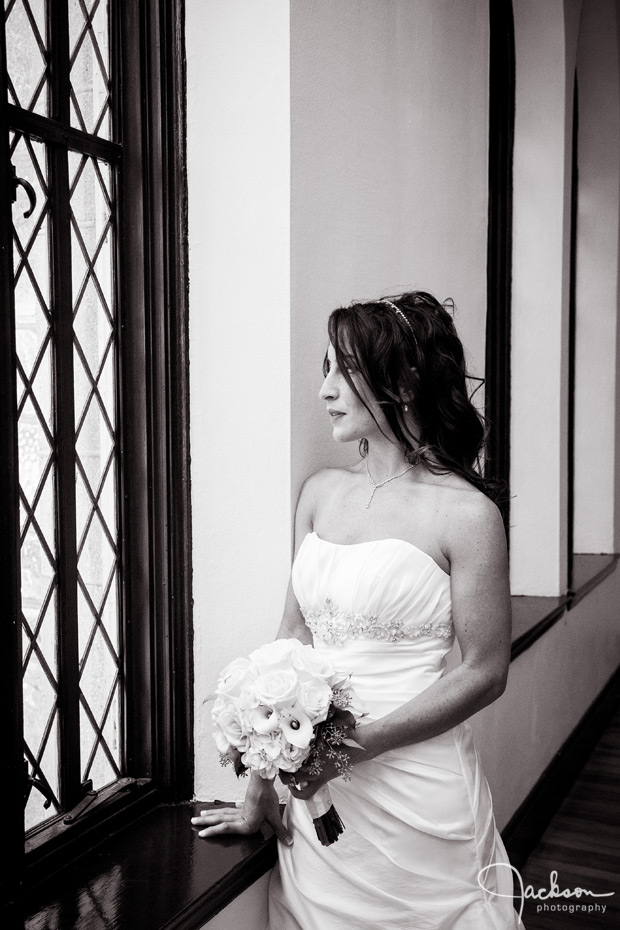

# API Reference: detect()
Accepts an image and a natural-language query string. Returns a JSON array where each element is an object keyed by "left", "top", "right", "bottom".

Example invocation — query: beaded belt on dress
[{"left": 300, "top": 595, "right": 454, "bottom": 645}]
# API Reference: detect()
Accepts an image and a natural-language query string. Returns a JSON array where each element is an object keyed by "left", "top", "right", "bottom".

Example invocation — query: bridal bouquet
[{"left": 212, "top": 638, "right": 365, "bottom": 845}]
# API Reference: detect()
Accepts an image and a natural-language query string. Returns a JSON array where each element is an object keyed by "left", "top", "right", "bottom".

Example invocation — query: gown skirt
[{"left": 267, "top": 532, "right": 524, "bottom": 930}]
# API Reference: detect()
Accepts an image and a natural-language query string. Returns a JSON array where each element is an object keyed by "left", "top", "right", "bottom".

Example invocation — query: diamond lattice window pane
[
  {"left": 23, "top": 582, "right": 60, "bottom": 831},
  {"left": 24, "top": 723, "right": 60, "bottom": 831},
  {"left": 69, "top": 0, "right": 111, "bottom": 139},
  {"left": 14, "top": 133, "right": 60, "bottom": 831},
  {"left": 4, "top": 0, "right": 49, "bottom": 115},
  {"left": 22, "top": 607, "right": 57, "bottom": 754},
  {"left": 70, "top": 152, "right": 120, "bottom": 788},
  {"left": 18, "top": 394, "right": 53, "bottom": 508},
  {"left": 12, "top": 135, "right": 51, "bottom": 387}
]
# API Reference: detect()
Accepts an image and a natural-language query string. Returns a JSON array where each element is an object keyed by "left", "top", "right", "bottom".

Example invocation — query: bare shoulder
[
  {"left": 298, "top": 465, "right": 351, "bottom": 503},
  {"left": 295, "top": 465, "right": 355, "bottom": 530},
  {"left": 429, "top": 475, "right": 506, "bottom": 563}
]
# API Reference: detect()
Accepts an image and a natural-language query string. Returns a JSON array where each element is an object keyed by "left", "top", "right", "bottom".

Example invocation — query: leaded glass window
[
  {"left": 1, "top": 1, "right": 191, "bottom": 904},
  {"left": 5, "top": 0, "right": 122, "bottom": 834}
]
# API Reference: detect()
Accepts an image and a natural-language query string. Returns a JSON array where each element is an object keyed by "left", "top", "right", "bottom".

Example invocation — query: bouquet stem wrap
[{"left": 302, "top": 784, "right": 345, "bottom": 846}]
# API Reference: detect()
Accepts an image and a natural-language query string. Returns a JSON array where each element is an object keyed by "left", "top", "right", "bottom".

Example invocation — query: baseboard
[{"left": 501, "top": 663, "right": 620, "bottom": 870}]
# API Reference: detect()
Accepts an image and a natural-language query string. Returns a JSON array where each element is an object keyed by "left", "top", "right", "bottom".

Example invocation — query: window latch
[
  {"left": 63, "top": 780, "right": 97, "bottom": 824},
  {"left": 23, "top": 761, "right": 55, "bottom": 810},
  {"left": 10, "top": 163, "right": 37, "bottom": 218}
]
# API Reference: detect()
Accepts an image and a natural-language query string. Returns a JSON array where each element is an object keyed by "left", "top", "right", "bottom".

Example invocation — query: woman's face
[{"left": 319, "top": 342, "right": 392, "bottom": 444}]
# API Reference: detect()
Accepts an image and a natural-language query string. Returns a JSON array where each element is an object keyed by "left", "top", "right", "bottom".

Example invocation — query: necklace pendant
[{"left": 364, "top": 459, "right": 415, "bottom": 510}]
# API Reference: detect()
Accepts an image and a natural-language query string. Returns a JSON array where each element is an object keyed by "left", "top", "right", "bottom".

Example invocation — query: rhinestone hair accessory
[{"left": 381, "top": 299, "right": 416, "bottom": 341}]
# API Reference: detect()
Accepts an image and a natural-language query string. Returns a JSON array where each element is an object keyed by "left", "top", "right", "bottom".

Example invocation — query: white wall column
[
  {"left": 510, "top": 0, "right": 581, "bottom": 595},
  {"left": 186, "top": 0, "right": 291, "bottom": 801}
]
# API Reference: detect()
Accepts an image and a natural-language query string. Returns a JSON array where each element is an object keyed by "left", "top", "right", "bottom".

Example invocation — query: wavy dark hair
[{"left": 326, "top": 290, "right": 499, "bottom": 500}]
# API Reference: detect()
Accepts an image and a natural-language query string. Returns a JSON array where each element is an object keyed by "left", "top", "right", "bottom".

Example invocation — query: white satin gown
[{"left": 267, "top": 532, "right": 524, "bottom": 929}]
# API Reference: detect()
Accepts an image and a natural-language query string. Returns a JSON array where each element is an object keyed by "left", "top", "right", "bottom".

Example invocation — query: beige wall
[
  {"left": 469, "top": 569, "right": 620, "bottom": 830},
  {"left": 290, "top": 0, "right": 490, "bottom": 500}
]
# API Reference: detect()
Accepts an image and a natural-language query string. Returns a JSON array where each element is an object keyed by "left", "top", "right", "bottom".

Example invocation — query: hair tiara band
[{"left": 380, "top": 299, "right": 416, "bottom": 339}]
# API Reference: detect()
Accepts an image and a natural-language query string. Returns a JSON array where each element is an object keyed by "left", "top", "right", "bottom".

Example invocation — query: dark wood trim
[
  {"left": 502, "top": 664, "right": 620, "bottom": 869},
  {"left": 126, "top": 0, "right": 193, "bottom": 798},
  {"left": 116, "top": 0, "right": 153, "bottom": 781},
  {"left": 485, "top": 0, "right": 515, "bottom": 526},
  {"left": 566, "top": 75, "right": 579, "bottom": 591},
  {"left": 156, "top": 0, "right": 193, "bottom": 799}
]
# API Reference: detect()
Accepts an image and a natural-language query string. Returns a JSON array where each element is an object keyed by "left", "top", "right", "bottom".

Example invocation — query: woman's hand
[
  {"left": 191, "top": 772, "right": 293, "bottom": 845},
  {"left": 283, "top": 732, "right": 369, "bottom": 801}
]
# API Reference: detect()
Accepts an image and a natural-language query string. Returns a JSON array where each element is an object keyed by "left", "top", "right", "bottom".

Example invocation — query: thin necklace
[{"left": 364, "top": 459, "right": 415, "bottom": 509}]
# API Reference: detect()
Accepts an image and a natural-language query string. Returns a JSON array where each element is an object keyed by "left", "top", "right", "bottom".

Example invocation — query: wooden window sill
[
  {"left": 23, "top": 801, "right": 277, "bottom": 930},
  {"left": 510, "top": 553, "right": 618, "bottom": 660}
]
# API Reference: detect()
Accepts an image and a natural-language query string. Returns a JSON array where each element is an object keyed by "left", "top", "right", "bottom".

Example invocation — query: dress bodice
[
  {"left": 292, "top": 532, "right": 455, "bottom": 717},
  {"left": 293, "top": 531, "right": 453, "bottom": 645}
]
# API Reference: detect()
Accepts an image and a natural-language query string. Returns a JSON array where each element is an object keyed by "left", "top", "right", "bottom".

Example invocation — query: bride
[{"left": 192, "top": 291, "right": 524, "bottom": 929}]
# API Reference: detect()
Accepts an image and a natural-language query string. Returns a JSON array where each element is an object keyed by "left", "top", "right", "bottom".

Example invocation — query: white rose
[
  {"left": 213, "top": 700, "right": 249, "bottom": 750},
  {"left": 248, "top": 638, "right": 303, "bottom": 676},
  {"left": 216, "top": 656, "right": 253, "bottom": 698},
  {"left": 293, "top": 643, "right": 335, "bottom": 682},
  {"left": 253, "top": 668, "right": 299, "bottom": 710},
  {"left": 213, "top": 728, "right": 233, "bottom": 755},
  {"left": 297, "top": 678, "right": 332, "bottom": 724}
]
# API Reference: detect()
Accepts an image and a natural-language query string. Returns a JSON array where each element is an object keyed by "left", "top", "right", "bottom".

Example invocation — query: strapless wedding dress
[{"left": 267, "top": 532, "right": 524, "bottom": 929}]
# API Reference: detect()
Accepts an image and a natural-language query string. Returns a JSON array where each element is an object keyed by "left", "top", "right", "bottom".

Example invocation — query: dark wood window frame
[
  {"left": 486, "top": 0, "right": 515, "bottom": 529},
  {"left": 566, "top": 74, "right": 578, "bottom": 593},
  {"left": 1, "top": 0, "right": 192, "bottom": 912}
]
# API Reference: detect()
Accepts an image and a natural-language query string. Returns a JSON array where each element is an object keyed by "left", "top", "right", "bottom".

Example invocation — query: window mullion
[
  {"left": 49, "top": 137, "right": 82, "bottom": 812},
  {"left": 49, "top": 0, "right": 70, "bottom": 127},
  {"left": 48, "top": 0, "right": 81, "bottom": 811}
]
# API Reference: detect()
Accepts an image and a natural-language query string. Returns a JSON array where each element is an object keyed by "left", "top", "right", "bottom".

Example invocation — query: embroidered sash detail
[{"left": 300, "top": 595, "right": 454, "bottom": 646}]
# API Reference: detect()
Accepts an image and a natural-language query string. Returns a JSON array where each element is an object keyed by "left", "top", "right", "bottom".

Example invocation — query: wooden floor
[{"left": 518, "top": 705, "right": 620, "bottom": 929}]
